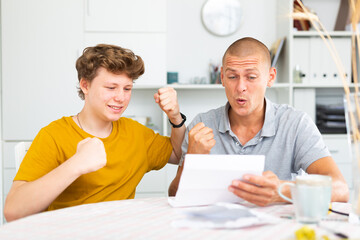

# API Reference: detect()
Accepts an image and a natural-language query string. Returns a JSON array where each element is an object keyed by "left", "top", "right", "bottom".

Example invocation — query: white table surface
[{"left": 0, "top": 197, "right": 358, "bottom": 240}]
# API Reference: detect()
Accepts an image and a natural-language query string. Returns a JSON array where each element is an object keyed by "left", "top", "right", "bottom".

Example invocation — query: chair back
[{"left": 14, "top": 142, "right": 32, "bottom": 172}]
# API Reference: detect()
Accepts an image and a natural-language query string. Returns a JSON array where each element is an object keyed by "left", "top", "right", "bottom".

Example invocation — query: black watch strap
[{"left": 169, "top": 113, "right": 186, "bottom": 128}]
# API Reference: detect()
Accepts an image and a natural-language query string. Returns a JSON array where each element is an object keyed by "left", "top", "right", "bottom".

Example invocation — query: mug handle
[{"left": 278, "top": 182, "right": 294, "bottom": 203}]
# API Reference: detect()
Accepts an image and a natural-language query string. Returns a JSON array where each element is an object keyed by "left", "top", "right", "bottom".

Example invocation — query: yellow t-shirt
[{"left": 14, "top": 116, "right": 172, "bottom": 211}]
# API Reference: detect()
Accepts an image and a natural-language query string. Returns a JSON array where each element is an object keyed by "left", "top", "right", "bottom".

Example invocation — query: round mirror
[{"left": 201, "top": 0, "right": 243, "bottom": 37}]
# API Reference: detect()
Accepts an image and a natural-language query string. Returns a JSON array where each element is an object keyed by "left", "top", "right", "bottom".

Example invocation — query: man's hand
[
  {"left": 187, "top": 122, "right": 216, "bottom": 154},
  {"left": 154, "top": 87, "right": 182, "bottom": 124},
  {"left": 72, "top": 137, "right": 107, "bottom": 175},
  {"left": 228, "top": 171, "right": 283, "bottom": 206}
]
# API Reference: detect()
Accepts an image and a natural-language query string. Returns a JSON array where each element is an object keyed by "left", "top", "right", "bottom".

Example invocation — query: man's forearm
[
  {"left": 331, "top": 178, "right": 349, "bottom": 202},
  {"left": 168, "top": 165, "right": 183, "bottom": 196}
]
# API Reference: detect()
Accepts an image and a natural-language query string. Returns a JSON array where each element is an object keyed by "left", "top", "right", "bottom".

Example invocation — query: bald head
[{"left": 222, "top": 37, "right": 271, "bottom": 68}]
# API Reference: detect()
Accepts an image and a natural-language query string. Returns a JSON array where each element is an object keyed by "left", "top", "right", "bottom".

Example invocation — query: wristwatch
[{"left": 169, "top": 113, "right": 186, "bottom": 128}]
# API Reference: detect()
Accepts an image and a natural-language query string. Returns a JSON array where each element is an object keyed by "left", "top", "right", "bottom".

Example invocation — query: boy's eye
[{"left": 106, "top": 87, "right": 115, "bottom": 90}]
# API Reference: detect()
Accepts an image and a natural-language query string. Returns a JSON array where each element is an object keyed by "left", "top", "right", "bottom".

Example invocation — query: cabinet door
[
  {"left": 85, "top": 0, "right": 166, "bottom": 32},
  {"left": 2, "top": 0, "right": 84, "bottom": 140},
  {"left": 84, "top": 33, "right": 166, "bottom": 86},
  {"left": 293, "top": 88, "right": 316, "bottom": 121},
  {"left": 322, "top": 135, "right": 352, "bottom": 188}
]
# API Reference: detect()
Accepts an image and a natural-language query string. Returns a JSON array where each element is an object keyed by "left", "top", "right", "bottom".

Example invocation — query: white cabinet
[
  {"left": 83, "top": 0, "right": 167, "bottom": 86},
  {"left": 84, "top": 0, "right": 166, "bottom": 32},
  {"left": 84, "top": 33, "right": 167, "bottom": 86},
  {"left": 1, "top": 0, "right": 84, "bottom": 223},
  {"left": 2, "top": 0, "right": 84, "bottom": 141},
  {"left": 323, "top": 135, "right": 352, "bottom": 188}
]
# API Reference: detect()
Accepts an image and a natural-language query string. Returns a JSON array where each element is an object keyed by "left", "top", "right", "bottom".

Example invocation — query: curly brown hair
[{"left": 76, "top": 44, "right": 145, "bottom": 100}]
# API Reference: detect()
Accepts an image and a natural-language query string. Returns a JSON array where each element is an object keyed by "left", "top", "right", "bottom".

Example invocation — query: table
[{"left": 0, "top": 197, "right": 359, "bottom": 240}]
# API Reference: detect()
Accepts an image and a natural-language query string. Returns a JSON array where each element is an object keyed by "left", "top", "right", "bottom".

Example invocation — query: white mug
[{"left": 278, "top": 174, "right": 332, "bottom": 223}]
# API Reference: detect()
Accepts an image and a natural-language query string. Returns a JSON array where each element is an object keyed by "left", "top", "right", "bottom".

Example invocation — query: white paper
[
  {"left": 171, "top": 202, "right": 280, "bottom": 229},
  {"left": 168, "top": 154, "right": 265, "bottom": 207}
]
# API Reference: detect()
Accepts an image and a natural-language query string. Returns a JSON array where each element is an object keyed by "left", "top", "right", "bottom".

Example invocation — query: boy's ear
[{"left": 80, "top": 78, "right": 90, "bottom": 95}]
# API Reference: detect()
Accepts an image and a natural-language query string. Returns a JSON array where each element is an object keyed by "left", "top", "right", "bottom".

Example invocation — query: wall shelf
[
  {"left": 134, "top": 83, "right": 291, "bottom": 90},
  {"left": 292, "top": 31, "right": 353, "bottom": 37},
  {"left": 293, "top": 83, "right": 354, "bottom": 88}
]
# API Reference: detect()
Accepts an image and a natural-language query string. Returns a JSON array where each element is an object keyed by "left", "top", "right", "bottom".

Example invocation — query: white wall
[{"left": 167, "top": 0, "right": 277, "bottom": 83}]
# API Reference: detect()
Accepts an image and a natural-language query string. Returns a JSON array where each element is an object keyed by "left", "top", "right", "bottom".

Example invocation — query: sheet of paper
[
  {"left": 168, "top": 154, "right": 265, "bottom": 207},
  {"left": 171, "top": 202, "right": 281, "bottom": 229}
]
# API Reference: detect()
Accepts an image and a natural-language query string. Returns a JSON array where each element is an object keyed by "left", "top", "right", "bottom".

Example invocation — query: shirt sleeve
[
  {"left": 293, "top": 113, "right": 331, "bottom": 172},
  {"left": 144, "top": 126, "right": 172, "bottom": 171},
  {"left": 14, "top": 128, "right": 61, "bottom": 182}
]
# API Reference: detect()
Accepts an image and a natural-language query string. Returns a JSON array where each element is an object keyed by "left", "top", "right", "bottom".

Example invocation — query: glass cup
[{"left": 278, "top": 174, "right": 332, "bottom": 223}]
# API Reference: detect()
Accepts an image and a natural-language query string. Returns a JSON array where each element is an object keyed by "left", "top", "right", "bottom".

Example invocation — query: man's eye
[
  {"left": 227, "top": 75, "right": 236, "bottom": 79},
  {"left": 124, "top": 88, "right": 132, "bottom": 91},
  {"left": 248, "top": 76, "right": 256, "bottom": 80},
  {"left": 106, "top": 87, "right": 115, "bottom": 90}
]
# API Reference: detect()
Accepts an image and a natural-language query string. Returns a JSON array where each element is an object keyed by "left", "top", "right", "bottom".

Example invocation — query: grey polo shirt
[{"left": 180, "top": 98, "right": 330, "bottom": 181}]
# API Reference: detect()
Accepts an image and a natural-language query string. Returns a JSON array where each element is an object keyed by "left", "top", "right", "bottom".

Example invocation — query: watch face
[{"left": 201, "top": 0, "right": 243, "bottom": 37}]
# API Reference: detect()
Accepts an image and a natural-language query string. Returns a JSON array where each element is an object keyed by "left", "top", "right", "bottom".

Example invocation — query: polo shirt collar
[
  {"left": 261, "top": 97, "right": 276, "bottom": 137},
  {"left": 218, "top": 98, "right": 276, "bottom": 137},
  {"left": 219, "top": 102, "right": 231, "bottom": 133}
]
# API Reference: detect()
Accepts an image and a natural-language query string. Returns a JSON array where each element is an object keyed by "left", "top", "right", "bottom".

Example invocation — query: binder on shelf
[
  {"left": 270, "top": 37, "right": 286, "bottom": 68},
  {"left": 307, "top": 37, "right": 351, "bottom": 85},
  {"left": 293, "top": 38, "right": 310, "bottom": 84},
  {"left": 334, "top": 0, "right": 350, "bottom": 31}
]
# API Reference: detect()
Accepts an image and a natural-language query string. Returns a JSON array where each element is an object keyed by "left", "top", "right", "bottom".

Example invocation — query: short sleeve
[
  {"left": 14, "top": 128, "right": 61, "bottom": 182},
  {"left": 293, "top": 113, "right": 330, "bottom": 172},
  {"left": 144, "top": 127, "right": 172, "bottom": 171}
]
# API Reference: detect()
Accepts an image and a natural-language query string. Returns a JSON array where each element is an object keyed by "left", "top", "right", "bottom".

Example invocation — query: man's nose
[{"left": 236, "top": 80, "right": 247, "bottom": 92}]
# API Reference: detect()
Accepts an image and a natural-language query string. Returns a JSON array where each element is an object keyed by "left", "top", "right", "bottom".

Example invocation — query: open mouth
[{"left": 236, "top": 98, "right": 247, "bottom": 105}]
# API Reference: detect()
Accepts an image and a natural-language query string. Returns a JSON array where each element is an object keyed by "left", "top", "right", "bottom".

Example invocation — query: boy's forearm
[
  {"left": 4, "top": 156, "right": 82, "bottom": 221},
  {"left": 169, "top": 125, "right": 186, "bottom": 164}
]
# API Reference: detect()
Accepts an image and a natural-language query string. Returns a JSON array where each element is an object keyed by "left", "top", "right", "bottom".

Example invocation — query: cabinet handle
[{"left": 330, "top": 150, "right": 339, "bottom": 154}]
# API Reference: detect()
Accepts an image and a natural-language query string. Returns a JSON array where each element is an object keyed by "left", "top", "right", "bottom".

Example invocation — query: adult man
[
  {"left": 169, "top": 37, "right": 349, "bottom": 206},
  {"left": 5, "top": 44, "right": 186, "bottom": 221}
]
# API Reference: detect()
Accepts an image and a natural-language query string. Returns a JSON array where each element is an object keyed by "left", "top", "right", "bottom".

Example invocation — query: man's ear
[
  {"left": 267, "top": 67, "right": 277, "bottom": 87},
  {"left": 221, "top": 66, "right": 225, "bottom": 87},
  {"left": 80, "top": 78, "right": 90, "bottom": 95}
]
